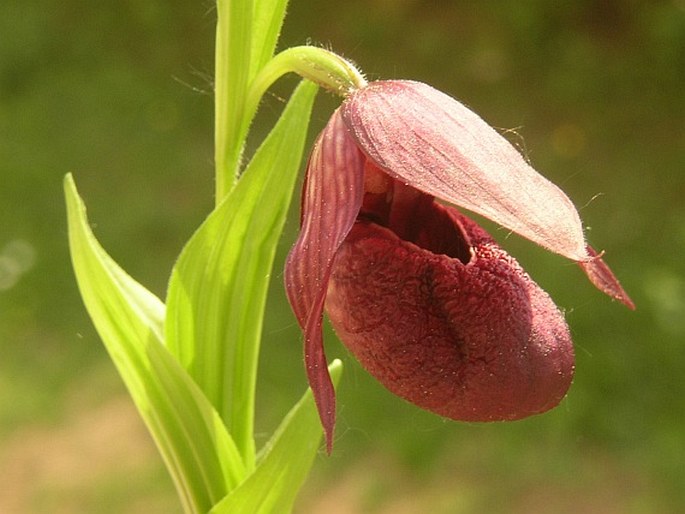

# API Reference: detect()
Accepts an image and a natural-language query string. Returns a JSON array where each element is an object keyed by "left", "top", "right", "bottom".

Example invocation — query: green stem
[
  {"left": 250, "top": 46, "right": 366, "bottom": 105},
  {"left": 217, "top": 44, "right": 365, "bottom": 201},
  {"left": 243, "top": 46, "right": 367, "bottom": 151},
  {"left": 214, "top": 0, "right": 253, "bottom": 205}
]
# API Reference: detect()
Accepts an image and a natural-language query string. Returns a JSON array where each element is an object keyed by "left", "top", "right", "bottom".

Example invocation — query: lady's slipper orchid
[{"left": 284, "top": 80, "right": 633, "bottom": 451}]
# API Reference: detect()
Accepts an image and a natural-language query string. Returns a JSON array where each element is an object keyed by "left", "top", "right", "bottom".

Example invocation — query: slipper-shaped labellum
[{"left": 284, "top": 80, "right": 634, "bottom": 452}]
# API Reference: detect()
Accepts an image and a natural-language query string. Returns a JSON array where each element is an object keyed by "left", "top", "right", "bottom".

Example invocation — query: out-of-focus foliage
[{"left": 1, "top": 1, "right": 683, "bottom": 512}]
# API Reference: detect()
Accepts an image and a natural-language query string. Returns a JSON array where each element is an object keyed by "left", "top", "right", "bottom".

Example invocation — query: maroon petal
[
  {"left": 579, "top": 246, "right": 635, "bottom": 309},
  {"left": 342, "top": 80, "right": 589, "bottom": 261},
  {"left": 284, "top": 108, "right": 366, "bottom": 451},
  {"left": 326, "top": 204, "right": 575, "bottom": 421}
]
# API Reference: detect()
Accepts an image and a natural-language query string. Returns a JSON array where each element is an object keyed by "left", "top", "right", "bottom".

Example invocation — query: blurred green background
[{"left": 1, "top": 1, "right": 683, "bottom": 512}]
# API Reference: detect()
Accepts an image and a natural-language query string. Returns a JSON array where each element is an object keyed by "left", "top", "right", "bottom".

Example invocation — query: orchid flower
[{"left": 284, "top": 80, "right": 633, "bottom": 452}]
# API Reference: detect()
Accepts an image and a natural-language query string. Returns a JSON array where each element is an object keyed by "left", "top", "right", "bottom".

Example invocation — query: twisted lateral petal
[
  {"left": 341, "top": 80, "right": 589, "bottom": 262},
  {"left": 284, "top": 109, "right": 365, "bottom": 451}
]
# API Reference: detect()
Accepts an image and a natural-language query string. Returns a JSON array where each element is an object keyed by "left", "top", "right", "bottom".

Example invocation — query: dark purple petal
[
  {"left": 342, "top": 80, "right": 589, "bottom": 261},
  {"left": 326, "top": 204, "right": 574, "bottom": 420},
  {"left": 284, "top": 108, "right": 365, "bottom": 451},
  {"left": 579, "top": 246, "right": 635, "bottom": 309}
]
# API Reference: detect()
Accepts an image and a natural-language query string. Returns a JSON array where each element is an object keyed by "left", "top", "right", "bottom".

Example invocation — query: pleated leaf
[
  {"left": 210, "top": 360, "right": 343, "bottom": 514},
  {"left": 165, "top": 81, "right": 318, "bottom": 471},
  {"left": 64, "top": 174, "right": 246, "bottom": 514},
  {"left": 250, "top": 0, "right": 290, "bottom": 79}
]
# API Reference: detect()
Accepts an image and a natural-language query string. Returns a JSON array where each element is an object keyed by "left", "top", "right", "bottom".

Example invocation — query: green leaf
[
  {"left": 250, "top": 0, "right": 290, "bottom": 80},
  {"left": 165, "top": 80, "right": 318, "bottom": 471},
  {"left": 64, "top": 174, "right": 246, "bottom": 514},
  {"left": 210, "top": 360, "right": 343, "bottom": 514}
]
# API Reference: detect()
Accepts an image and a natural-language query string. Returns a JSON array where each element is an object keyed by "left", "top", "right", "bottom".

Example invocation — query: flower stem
[
  {"left": 244, "top": 46, "right": 367, "bottom": 140},
  {"left": 214, "top": 0, "right": 253, "bottom": 204}
]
